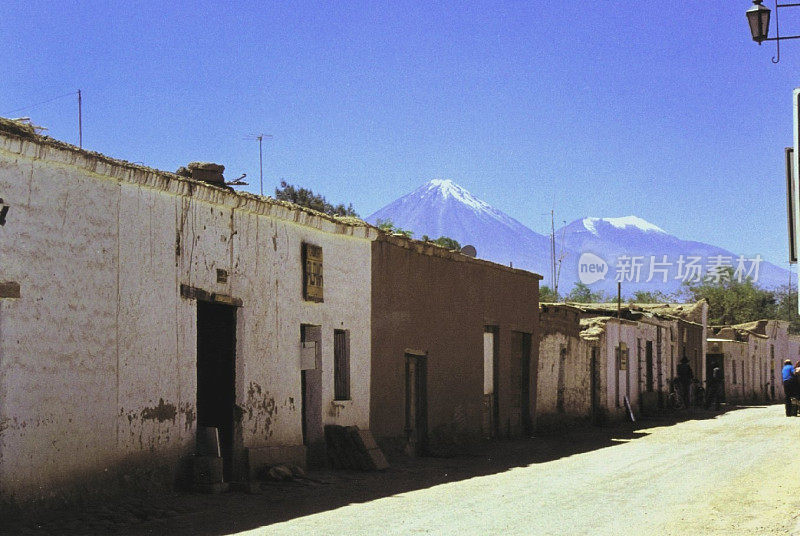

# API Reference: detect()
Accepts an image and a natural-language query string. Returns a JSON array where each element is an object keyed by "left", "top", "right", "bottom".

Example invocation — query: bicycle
[{"left": 667, "top": 378, "right": 685, "bottom": 410}]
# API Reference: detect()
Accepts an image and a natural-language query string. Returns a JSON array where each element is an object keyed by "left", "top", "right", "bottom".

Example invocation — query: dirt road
[
  {"left": 243, "top": 405, "right": 800, "bottom": 536},
  {"left": 6, "top": 405, "right": 800, "bottom": 535}
]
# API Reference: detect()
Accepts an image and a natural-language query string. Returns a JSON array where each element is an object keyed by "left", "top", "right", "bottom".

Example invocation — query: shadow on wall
[{"left": 0, "top": 446, "right": 190, "bottom": 521}]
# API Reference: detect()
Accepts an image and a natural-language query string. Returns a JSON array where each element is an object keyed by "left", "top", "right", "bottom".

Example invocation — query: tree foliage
[
  {"left": 772, "top": 285, "right": 800, "bottom": 334},
  {"left": 275, "top": 180, "right": 358, "bottom": 217},
  {"left": 680, "top": 268, "right": 777, "bottom": 325},
  {"left": 566, "top": 282, "right": 608, "bottom": 303},
  {"left": 631, "top": 290, "right": 674, "bottom": 304},
  {"left": 540, "top": 285, "right": 560, "bottom": 303},
  {"left": 375, "top": 219, "right": 413, "bottom": 238},
  {"left": 430, "top": 236, "right": 461, "bottom": 251},
  {"left": 377, "top": 221, "right": 460, "bottom": 250}
]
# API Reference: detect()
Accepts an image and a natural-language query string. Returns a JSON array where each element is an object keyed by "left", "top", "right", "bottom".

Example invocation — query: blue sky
[{"left": 2, "top": 1, "right": 799, "bottom": 267}]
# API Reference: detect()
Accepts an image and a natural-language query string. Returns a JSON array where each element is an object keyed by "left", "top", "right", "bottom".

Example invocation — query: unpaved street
[
  {"left": 245, "top": 405, "right": 800, "bottom": 536},
  {"left": 6, "top": 405, "right": 800, "bottom": 536}
]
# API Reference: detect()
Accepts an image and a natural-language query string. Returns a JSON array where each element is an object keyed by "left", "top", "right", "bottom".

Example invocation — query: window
[
  {"left": 732, "top": 360, "right": 737, "bottom": 384},
  {"left": 483, "top": 328, "right": 495, "bottom": 395},
  {"left": 302, "top": 243, "right": 323, "bottom": 302},
  {"left": 334, "top": 329, "right": 350, "bottom": 400}
]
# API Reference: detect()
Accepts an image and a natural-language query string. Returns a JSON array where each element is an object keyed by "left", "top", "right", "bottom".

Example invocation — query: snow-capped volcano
[
  {"left": 556, "top": 217, "right": 790, "bottom": 295},
  {"left": 366, "top": 179, "right": 552, "bottom": 275},
  {"left": 582, "top": 216, "right": 666, "bottom": 235},
  {"left": 424, "top": 179, "right": 495, "bottom": 213},
  {"left": 367, "top": 180, "right": 790, "bottom": 296}
]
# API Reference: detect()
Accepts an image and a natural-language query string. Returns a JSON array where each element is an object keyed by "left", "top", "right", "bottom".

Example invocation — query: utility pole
[
  {"left": 550, "top": 210, "right": 556, "bottom": 292},
  {"left": 77, "top": 89, "right": 82, "bottom": 149},
  {"left": 258, "top": 135, "right": 263, "bottom": 196}
]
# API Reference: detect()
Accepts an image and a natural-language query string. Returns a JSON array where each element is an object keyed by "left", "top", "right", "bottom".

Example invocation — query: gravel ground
[{"left": 4, "top": 405, "right": 799, "bottom": 536}]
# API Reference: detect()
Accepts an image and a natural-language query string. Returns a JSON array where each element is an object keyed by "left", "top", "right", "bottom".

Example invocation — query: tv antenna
[
  {"left": 554, "top": 220, "right": 568, "bottom": 298},
  {"left": 244, "top": 133, "right": 273, "bottom": 196}
]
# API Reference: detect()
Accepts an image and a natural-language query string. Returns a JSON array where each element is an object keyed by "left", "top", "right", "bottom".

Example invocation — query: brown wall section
[{"left": 370, "top": 237, "right": 541, "bottom": 449}]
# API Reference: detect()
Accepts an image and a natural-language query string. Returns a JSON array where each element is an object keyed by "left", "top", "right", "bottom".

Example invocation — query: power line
[{"left": 3, "top": 91, "right": 77, "bottom": 116}]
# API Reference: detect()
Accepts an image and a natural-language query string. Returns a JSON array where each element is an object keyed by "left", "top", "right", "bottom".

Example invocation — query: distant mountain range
[{"left": 366, "top": 179, "right": 790, "bottom": 296}]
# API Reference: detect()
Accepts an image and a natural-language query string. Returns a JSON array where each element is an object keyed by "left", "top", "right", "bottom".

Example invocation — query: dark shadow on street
[{"left": 1, "top": 403, "right": 763, "bottom": 536}]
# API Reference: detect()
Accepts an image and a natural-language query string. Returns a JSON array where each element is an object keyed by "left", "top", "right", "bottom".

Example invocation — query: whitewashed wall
[
  {"left": 536, "top": 333, "right": 591, "bottom": 420},
  {"left": 601, "top": 320, "right": 638, "bottom": 419},
  {"left": 712, "top": 340, "right": 747, "bottom": 402},
  {"left": 0, "top": 133, "right": 375, "bottom": 505}
]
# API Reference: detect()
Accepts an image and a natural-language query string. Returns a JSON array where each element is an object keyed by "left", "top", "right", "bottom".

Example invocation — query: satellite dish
[{"left": 461, "top": 245, "right": 477, "bottom": 257}]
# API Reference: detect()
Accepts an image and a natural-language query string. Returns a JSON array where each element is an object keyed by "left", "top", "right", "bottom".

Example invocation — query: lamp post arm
[
  {"left": 774, "top": 0, "right": 781, "bottom": 63},
  {"left": 770, "top": 1, "right": 800, "bottom": 62}
]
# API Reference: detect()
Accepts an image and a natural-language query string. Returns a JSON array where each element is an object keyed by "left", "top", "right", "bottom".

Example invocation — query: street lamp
[
  {"left": 747, "top": 0, "right": 771, "bottom": 43},
  {"left": 747, "top": 0, "right": 800, "bottom": 63}
]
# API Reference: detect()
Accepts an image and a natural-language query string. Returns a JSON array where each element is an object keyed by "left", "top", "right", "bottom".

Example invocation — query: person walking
[
  {"left": 783, "top": 359, "right": 796, "bottom": 417},
  {"left": 677, "top": 356, "right": 693, "bottom": 409},
  {"left": 705, "top": 360, "right": 723, "bottom": 411}
]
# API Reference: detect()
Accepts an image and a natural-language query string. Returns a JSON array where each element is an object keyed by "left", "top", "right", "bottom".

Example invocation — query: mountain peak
[
  {"left": 582, "top": 216, "right": 666, "bottom": 235},
  {"left": 420, "top": 179, "right": 492, "bottom": 213}
]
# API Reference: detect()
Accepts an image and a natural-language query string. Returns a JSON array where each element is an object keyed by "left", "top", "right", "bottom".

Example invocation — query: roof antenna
[
  {"left": 77, "top": 89, "right": 82, "bottom": 148},
  {"left": 244, "top": 133, "right": 273, "bottom": 196}
]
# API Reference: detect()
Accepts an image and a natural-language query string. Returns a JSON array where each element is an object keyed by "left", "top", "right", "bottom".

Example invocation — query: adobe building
[
  {"left": 635, "top": 302, "right": 708, "bottom": 386},
  {"left": 577, "top": 315, "right": 638, "bottom": 421},
  {"left": 542, "top": 300, "right": 707, "bottom": 421},
  {"left": 0, "top": 119, "right": 377, "bottom": 509},
  {"left": 370, "top": 234, "right": 541, "bottom": 454},
  {"left": 709, "top": 319, "right": 792, "bottom": 403},
  {"left": 536, "top": 304, "right": 593, "bottom": 427}
]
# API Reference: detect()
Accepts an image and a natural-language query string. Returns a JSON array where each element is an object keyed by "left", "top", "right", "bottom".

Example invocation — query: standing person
[
  {"left": 677, "top": 356, "right": 693, "bottom": 409},
  {"left": 783, "top": 359, "right": 796, "bottom": 417},
  {"left": 705, "top": 360, "right": 723, "bottom": 411}
]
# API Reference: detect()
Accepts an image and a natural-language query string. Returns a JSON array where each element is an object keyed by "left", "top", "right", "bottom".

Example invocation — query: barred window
[{"left": 302, "top": 243, "right": 323, "bottom": 302}]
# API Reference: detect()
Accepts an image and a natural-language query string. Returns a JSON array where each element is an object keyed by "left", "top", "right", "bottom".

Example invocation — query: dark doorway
[
  {"left": 656, "top": 329, "right": 663, "bottom": 408},
  {"left": 301, "top": 325, "right": 324, "bottom": 467},
  {"left": 197, "top": 301, "right": 237, "bottom": 481},
  {"left": 556, "top": 347, "right": 567, "bottom": 413},
  {"left": 405, "top": 353, "right": 428, "bottom": 456},
  {"left": 519, "top": 332, "right": 532, "bottom": 435},
  {"left": 645, "top": 341, "right": 654, "bottom": 392},
  {"left": 590, "top": 347, "right": 601, "bottom": 424},
  {"left": 707, "top": 353, "right": 726, "bottom": 403}
]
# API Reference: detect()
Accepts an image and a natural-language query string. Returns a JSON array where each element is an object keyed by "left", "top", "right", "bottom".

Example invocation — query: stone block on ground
[{"left": 324, "top": 425, "right": 389, "bottom": 471}]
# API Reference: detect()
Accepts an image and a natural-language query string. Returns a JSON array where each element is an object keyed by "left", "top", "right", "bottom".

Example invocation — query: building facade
[
  {"left": 370, "top": 235, "right": 541, "bottom": 454},
  {"left": 0, "top": 123, "right": 376, "bottom": 507}
]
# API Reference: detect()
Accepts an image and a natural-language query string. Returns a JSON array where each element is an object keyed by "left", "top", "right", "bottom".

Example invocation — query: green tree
[
  {"left": 375, "top": 219, "right": 413, "bottom": 238},
  {"left": 680, "top": 267, "right": 776, "bottom": 325},
  {"left": 566, "top": 282, "right": 607, "bottom": 303},
  {"left": 540, "top": 285, "right": 560, "bottom": 303},
  {"left": 274, "top": 180, "right": 358, "bottom": 217},
  {"left": 631, "top": 290, "right": 673, "bottom": 303},
  {"left": 774, "top": 285, "right": 800, "bottom": 334},
  {"left": 431, "top": 236, "right": 461, "bottom": 251}
]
